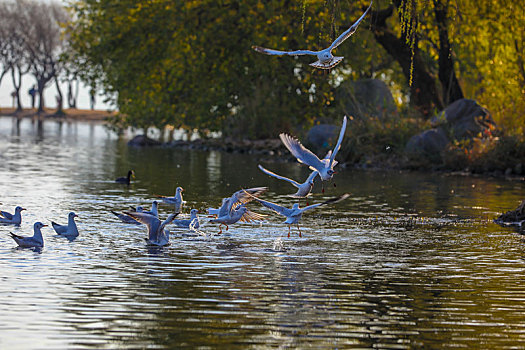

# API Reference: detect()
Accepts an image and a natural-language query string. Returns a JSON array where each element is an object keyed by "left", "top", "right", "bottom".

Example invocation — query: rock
[
  {"left": 128, "top": 135, "right": 161, "bottom": 147},
  {"left": 431, "top": 98, "right": 495, "bottom": 140},
  {"left": 494, "top": 200, "right": 525, "bottom": 226},
  {"left": 405, "top": 128, "right": 450, "bottom": 157},
  {"left": 306, "top": 124, "right": 340, "bottom": 150},
  {"left": 335, "top": 78, "right": 397, "bottom": 119}
]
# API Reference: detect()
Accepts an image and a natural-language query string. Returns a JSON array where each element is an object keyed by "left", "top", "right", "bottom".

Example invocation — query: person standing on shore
[
  {"left": 90, "top": 89, "right": 95, "bottom": 110},
  {"left": 28, "top": 85, "right": 36, "bottom": 109}
]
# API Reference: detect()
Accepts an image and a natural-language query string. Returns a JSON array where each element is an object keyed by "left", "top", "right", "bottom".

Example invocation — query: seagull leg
[
  {"left": 333, "top": 183, "right": 337, "bottom": 188},
  {"left": 322, "top": 183, "right": 325, "bottom": 193},
  {"left": 297, "top": 224, "right": 302, "bottom": 238},
  {"left": 225, "top": 225, "right": 229, "bottom": 231},
  {"left": 287, "top": 225, "right": 291, "bottom": 238},
  {"left": 217, "top": 224, "right": 223, "bottom": 235}
]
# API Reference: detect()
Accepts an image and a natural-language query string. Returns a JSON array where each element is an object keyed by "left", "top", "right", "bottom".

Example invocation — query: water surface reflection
[{"left": 0, "top": 117, "right": 524, "bottom": 348}]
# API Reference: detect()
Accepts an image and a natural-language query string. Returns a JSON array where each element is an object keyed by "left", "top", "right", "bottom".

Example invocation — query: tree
[{"left": 17, "top": 0, "right": 68, "bottom": 114}]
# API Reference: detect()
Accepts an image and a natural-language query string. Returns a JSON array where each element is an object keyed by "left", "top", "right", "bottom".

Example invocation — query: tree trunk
[
  {"left": 11, "top": 67, "right": 24, "bottom": 112},
  {"left": 433, "top": 0, "right": 464, "bottom": 106},
  {"left": 37, "top": 80, "right": 45, "bottom": 114},
  {"left": 54, "top": 76, "right": 64, "bottom": 114},
  {"left": 369, "top": 5, "right": 443, "bottom": 116}
]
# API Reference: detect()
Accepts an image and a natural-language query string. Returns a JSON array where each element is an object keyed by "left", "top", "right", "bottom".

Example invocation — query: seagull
[
  {"left": 115, "top": 170, "right": 134, "bottom": 184},
  {"left": 210, "top": 204, "right": 251, "bottom": 234},
  {"left": 156, "top": 187, "right": 184, "bottom": 212},
  {"left": 51, "top": 212, "right": 79, "bottom": 237},
  {"left": 9, "top": 222, "right": 47, "bottom": 248},
  {"left": 172, "top": 209, "right": 200, "bottom": 230},
  {"left": 247, "top": 192, "right": 350, "bottom": 237},
  {"left": 252, "top": 1, "right": 372, "bottom": 69},
  {"left": 143, "top": 201, "right": 159, "bottom": 217},
  {"left": 280, "top": 115, "right": 347, "bottom": 181},
  {"left": 258, "top": 164, "right": 319, "bottom": 198},
  {"left": 0, "top": 206, "right": 26, "bottom": 225},
  {"left": 207, "top": 187, "right": 267, "bottom": 223},
  {"left": 124, "top": 211, "right": 179, "bottom": 246}
]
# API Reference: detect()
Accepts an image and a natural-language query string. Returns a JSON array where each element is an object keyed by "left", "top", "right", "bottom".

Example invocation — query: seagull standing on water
[
  {"left": 280, "top": 116, "right": 347, "bottom": 182},
  {"left": 252, "top": 1, "right": 373, "bottom": 69},
  {"left": 258, "top": 165, "right": 319, "bottom": 198},
  {"left": 0, "top": 206, "right": 26, "bottom": 225},
  {"left": 124, "top": 211, "right": 179, "bottom": 246},
  {"left": 51, "top": 212, "right": 79, "bottom": 238},
  {"left": 156, "top": 187, "right": 184, "bottom": 212},
  {"left": 9, "top": 222, "right": 47, "bottom": 248},
  {"left": 247, "top": 192, "right": 350, "bottom": 237},
  {"left": 115, "top": 170, "right": 135, "bottom": 185},
  {"left": 172, "top": 209, "right": 200, "bottom": 230}
]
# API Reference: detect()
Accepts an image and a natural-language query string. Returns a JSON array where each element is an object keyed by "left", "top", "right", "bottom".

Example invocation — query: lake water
[{"left": 1, "top": 116, "right": 524, "bottom": 349}]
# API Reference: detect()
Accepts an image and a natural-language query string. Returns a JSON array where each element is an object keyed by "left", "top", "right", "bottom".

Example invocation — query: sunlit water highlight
[{"left": 1, "top": 117, "right": 524, "bottom": 348}]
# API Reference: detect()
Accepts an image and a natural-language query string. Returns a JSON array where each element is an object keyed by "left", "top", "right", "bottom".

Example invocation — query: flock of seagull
[
  {"left": 2, "top": 116, "right": 350, "bottom": 248},
  {"left": 2, "top": 2, "right": 374, "bottom": 248}
]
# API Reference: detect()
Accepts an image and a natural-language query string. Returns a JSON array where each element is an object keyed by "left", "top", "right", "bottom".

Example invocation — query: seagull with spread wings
[
  {"left": 258, "top": 165, "right": 319, "bottom": 198},
  {"left": 280, "top": 116, "right": 347, "bottom": 181},
  {"left": 124, "top": 211, "right": 179, "bottom": 246},
  {"left": 247, "top": 192, "right": 350, "bottom": 237},
  {"left": 252, "top": 1, "right": 372, "bottom": 69}
]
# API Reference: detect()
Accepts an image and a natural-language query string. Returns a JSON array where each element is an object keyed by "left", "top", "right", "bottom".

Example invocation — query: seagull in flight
[
  {"left": 280, "top": 116, "right": 347, "bottom": 181},
  {"left": 258, "top": 165, "right": 319, "bottom": 198},
  {"left": 51, "top": 212, "right": 79, "bottom": 238},
  {"left": 207, "top": 187, "right": 267, "bottom": 223},
  {"left": 10, "top": 222, "right": 47, "bottom": 248},
  {"left": 210, "top": 204, "right": 251, "bottom": 234},
  {"left": 124, "top": 211, "right": 179, "bottom": 246},
  {"left": 247, "top": 192, "right": 350, "bottom": 237},
  {"left": 252, "top": 1, "right": 372, "bottom": 69}
]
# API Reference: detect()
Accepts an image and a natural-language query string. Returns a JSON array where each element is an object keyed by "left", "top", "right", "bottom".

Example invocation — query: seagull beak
[
  {"left": 42, "top": 224, "right": 48, "bottom": 227},
  {"left": 21, "top": 208, "right": 26, "bottom": 211},
  {"left": 74, "top": 214, "right": 79, "bottom": 218}
]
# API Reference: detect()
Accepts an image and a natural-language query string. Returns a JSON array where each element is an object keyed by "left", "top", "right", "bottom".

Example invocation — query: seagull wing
[
  {"left": 279, "top": 133, "right": 326, "bottom": 172},
  {"left": 51, "top": 221, "right": 68, "bottom": 234},
  {"left": 239, "top": 209, "right": 267, "bottom": 223},
  {"left": 254, "top": 198, "right": 294, "bottom": 217},
  {"left": 227, "top": 187, "right": 268, "bottom": 214},
  {"left": 0, "top": 211, "right": 13, "bottom": 220},
  {"left": 252, "top": 46, "right": 317, "bottom": 56},
  {"left": 124, "top": 211, "right": 161, "bottom": 240},
  {"left": 329, "top": 1, "right": 373, "bottom": 51},
  {"left": 258, "top": 165, "right": 301, "bottom": 188},
  {"left": 302, "top": 193, "right": 351, "bottom": 212},
  {"left": 329, "top": 116, "right": 348, "bottom": 168},
  {"left": 305, "top": 169, "right": 320, "bottom": 183}
]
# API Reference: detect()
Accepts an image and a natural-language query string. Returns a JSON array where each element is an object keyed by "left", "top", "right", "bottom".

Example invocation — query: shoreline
[{"left": 1, "top": 111, "right": 524, "bottom": 182}]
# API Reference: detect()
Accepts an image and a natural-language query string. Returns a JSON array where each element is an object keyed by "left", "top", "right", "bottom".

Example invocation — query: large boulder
[
  {"left": 431, "top": 98, "right": 495, "bottom": 140},
  {"left": 335, "top": 78, "right": 397, "bottom": 119},
  {"left": 306, "top": 124, "right": 340, "bottom": 150},
  {"left": 128, "top": 135, "right": 161, "bottom": 147},
  {"left": 405, "top": 128, "right": 449, "bottom": 157},
  {"left": 406, "top": 99, "right": 495, "bottom": 157}
]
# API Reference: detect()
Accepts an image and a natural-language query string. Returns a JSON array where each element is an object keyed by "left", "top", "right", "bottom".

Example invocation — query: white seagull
[
  {"left": 10, "top": 222, "right": 47, "bottom": 248},
  {"left": 172, "top": 208, "right": 200, "bottom": 230},
  {"left": 258, "top": 165, "right": 319, "bottom": 198},
  {"left": 252, "top": 1, "right": 372, "bottom": 69},
  {"left": 280, "top": 116, "right": 347, "bottom": 181},
  {"left": 210, "top": 204, "right": 251, "bottom": 234},
  {"left": 124, "top": 211, "right": 178, "bottom": 246},
  {"left": 0, "top": 206, "right": 26, "bottom": 225},
  {"left": 156, "top": 187, "right": 184, "bottom": 212},
  {"left": 248, "top": 192, "right": 350, "bottom": 237},
  {"left": 207, "top": 187, "right": 267, "bottom": 223},
  {"left": 51, "top": 212, "right": 79, "bottom": 237}
]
